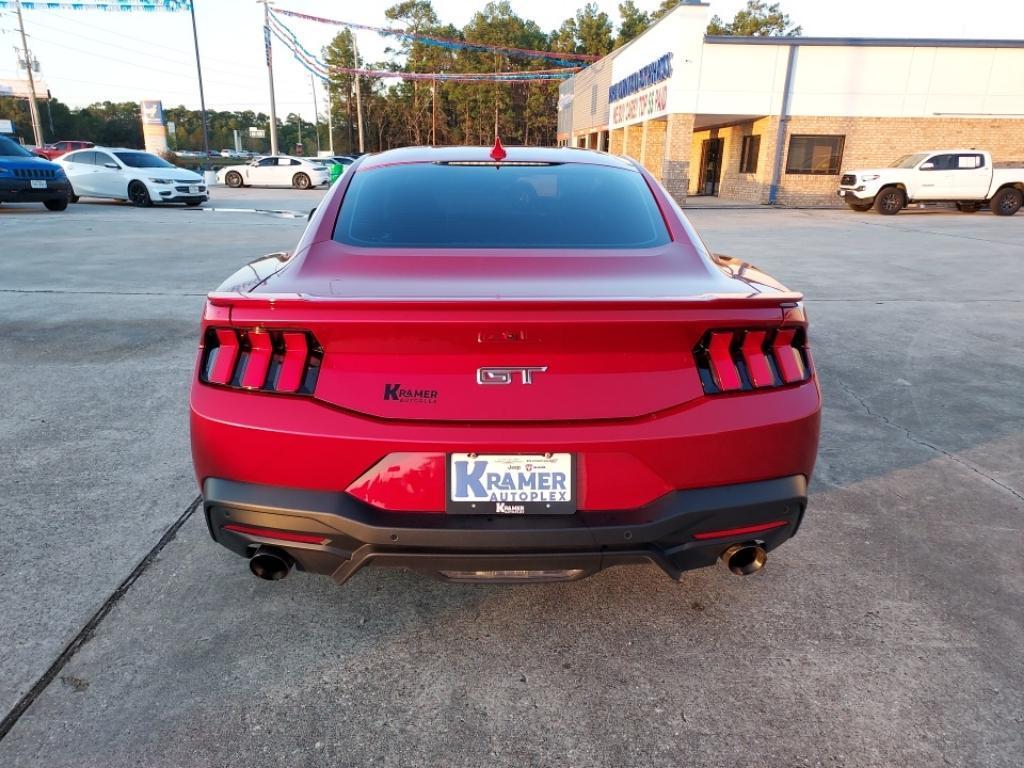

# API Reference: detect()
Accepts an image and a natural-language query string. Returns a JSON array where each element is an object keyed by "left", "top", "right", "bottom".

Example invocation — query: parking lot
[{"left": 1, "top": 189, "right": 1022, "bottom": 767}]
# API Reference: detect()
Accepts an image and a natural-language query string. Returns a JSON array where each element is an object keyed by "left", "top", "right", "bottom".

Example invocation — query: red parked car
[
  {"left": 190, "top": 143, "right": 821, "bottom": 588},
  {"left": 34, "top": 140, "right": 93, "bottom": 161}
]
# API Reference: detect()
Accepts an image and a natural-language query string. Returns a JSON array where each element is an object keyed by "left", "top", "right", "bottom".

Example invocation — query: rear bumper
[{"left": 204, "top": 474, "right": 808, "bottom": 585}]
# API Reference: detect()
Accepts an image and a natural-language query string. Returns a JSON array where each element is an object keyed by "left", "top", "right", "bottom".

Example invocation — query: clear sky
[{"left": 0, "top": 0, "right": 1021, "bottom": 121}]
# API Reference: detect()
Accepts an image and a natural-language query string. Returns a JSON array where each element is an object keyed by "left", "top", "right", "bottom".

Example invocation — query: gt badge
[{"left": 476, "top": 366, "right": 547, "bottom": 385}]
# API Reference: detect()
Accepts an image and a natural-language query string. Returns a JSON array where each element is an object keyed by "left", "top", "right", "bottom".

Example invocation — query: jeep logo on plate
[{"left": 476, "top": 366, "right": 547, "bottom": 385}]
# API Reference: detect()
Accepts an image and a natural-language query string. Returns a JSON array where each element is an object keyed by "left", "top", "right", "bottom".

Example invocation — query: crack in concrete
[
  {"left": 0, "top": 495, "right": 202, "bottom": 742},
  {"left": 855, "top": 218, "right": 1024, "bottom": 247},
  {"left": 835, "top": 378, "right": 1024, "bottom": 505}
]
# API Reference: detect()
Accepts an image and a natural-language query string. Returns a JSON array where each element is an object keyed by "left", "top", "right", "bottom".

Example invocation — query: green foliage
[
  {"left": 2, "top": 0, "right": 802, "bottom": 154},
  {"left": 707, "top": 1, "right": 802, "bottom": 37},
  {"left": 616, "top": 1, "right": 651, "bottom": 47}
]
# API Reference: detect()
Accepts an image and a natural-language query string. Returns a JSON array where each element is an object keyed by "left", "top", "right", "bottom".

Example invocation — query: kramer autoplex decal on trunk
[{"left": 383, "top": 383, "right": 438, "bottom": 404}]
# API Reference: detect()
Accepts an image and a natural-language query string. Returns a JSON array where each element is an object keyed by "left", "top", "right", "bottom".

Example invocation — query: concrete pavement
[{"left": 0, "top": 191, "right": 1021, "bottom": 766}]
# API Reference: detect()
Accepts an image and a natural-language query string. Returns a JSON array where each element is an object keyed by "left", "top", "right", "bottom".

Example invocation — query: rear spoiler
[{"left": 207, "top": 291, "right": 805, "bottom": 311}]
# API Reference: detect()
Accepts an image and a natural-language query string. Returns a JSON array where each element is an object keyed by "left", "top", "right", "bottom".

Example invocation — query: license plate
[
  {"left": 447, "top": 453, "right": 575, "bottom": 515},
  {"left": 188, "top": 185, "right": 200, "bottom": 194},
  {"left": 30, "top": 179, "right": 47, "bottom": 189}
]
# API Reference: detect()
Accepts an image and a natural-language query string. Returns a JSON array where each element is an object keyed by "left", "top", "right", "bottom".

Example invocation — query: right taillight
[
  {"left": 199, "top": 327, "right": 322, "bottom": 395},
  {"left": 694, "top": 327, "right": 811, "bottom": 395}
]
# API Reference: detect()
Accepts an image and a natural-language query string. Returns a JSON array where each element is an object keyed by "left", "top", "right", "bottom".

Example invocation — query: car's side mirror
[
  {"left": 104, "top": 162, "right": 119, "bottom": 169},
  {"left": 919, "top": 162, "right": 935, "bottom": 170}
]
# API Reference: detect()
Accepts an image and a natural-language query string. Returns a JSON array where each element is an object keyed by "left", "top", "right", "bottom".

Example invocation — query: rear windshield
[{"left": 333, "top": 162, "right": 670, "bottom": 249}]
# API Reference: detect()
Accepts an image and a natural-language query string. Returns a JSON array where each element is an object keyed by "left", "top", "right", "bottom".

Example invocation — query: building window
[
  {"left": 786, "top": 135, "right": 845, "bottom": 175},
  {"left": 591, "top": 85, "right": 597, "bottom": 116},
  {"left": 739, "top": 135, "right": 760, "bottom": 174}
]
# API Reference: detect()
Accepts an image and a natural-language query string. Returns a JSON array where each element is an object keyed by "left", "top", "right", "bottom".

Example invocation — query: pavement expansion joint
[
  {"left": 835, "top": 378, "right": 1024, "bottom": 505},
  {"left": 0, "top": 495, "right": 202, "bottom": 743}
]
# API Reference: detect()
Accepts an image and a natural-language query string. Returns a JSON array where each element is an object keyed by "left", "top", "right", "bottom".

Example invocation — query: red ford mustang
[{"left": 190, "top": 144, "right": 821, "bottom": 587}]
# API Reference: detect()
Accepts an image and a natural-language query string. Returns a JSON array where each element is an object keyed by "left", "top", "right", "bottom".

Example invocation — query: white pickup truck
[{"left": 837, "top": 150, "right": 1024, "bottom": 216}]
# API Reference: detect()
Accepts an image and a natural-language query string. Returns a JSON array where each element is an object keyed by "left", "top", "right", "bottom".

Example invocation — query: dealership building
[{"left": 556, "top": 2, "right": 1024, "bottom": 205}]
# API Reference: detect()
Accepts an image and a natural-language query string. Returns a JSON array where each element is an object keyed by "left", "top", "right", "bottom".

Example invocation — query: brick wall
[
  {"left": 685, "top": 115, "right": 1024, "bottom": 205},
  {"left": 771, "top": 116, "right": 1024, "bottom": 206},
  {"left": 661, "top": 113, "right": 695, "bottom": 204}
]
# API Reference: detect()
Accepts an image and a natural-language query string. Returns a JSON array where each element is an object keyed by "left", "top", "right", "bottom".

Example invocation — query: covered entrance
[{"left": 697, "top": 137, "right": 724, "bottom": 196}]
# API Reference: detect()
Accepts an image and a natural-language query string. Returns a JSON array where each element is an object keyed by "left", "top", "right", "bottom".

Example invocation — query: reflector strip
[
  {"left": 240, "top": 331, "right": 273, "bottom": 389},
  {"left": 707, "top": 331, "right": 742, "bottom": 391},
  {"left": 207, "top": 329, "right": 239, "bottom": 384},
  {"left": 740, "top": 330, "right": 774, "bottom": 388},
  {"left": 222, "top": 523, "right": 328, "bottom": 545},
  {"left": 772, "top": 328, "right": 807, "bottom": 383},
  {"left": 692, "top": 520, "right": 789, "bottom": 540},
  {"left": 276, "top": 332, "right": 308, "bottom": 393}
]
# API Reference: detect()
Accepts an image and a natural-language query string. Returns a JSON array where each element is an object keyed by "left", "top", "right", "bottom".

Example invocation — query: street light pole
[
  {"left": 259, "top": 0, "right": 279, "bottom": 155},
  {"left": 310, "top": 73, "right": 321, "bottom": 156},
  {"left": 14, "top": 0, "right": 43, "bottom": 147},
  {"left": 351, "top": 31, "right": 365, "bottom": 154},
  {"left": 188, "top": 0, "right": 210, "bottom": 157}
]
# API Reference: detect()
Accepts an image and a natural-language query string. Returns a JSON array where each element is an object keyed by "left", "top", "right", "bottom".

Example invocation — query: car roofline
[{"left": 356, "top": 145, "right": 637, "bottom": 172}]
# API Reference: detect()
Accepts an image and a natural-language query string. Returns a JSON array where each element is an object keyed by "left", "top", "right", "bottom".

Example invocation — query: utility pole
[
  {"left": 431, "top": 82, "right": 437, "bottom": 146},
  {"left": 14, "top": 0, "right": 43, "bottom": 147},
  {"left": 326, "top": 86, "right": 334, "bottom": 155},
  {"left": 351, "top": 31, "right": 365, "bottom": 153},
  {"left": 310, "top": 73, "right": 321, "bottom": 155},
  {"left": 493, "top": 53, "right": 499, "bottom": 140},
  {"left": 259, "top": 0, "right": 279, "bottom": 155},
  {"left": 188, "top": 0, "right": 210, "bottom": 157}
]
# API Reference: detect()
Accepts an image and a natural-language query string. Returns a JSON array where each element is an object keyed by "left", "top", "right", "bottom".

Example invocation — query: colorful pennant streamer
[
  {"left": 267, "top": 11, "right": 576, "bottom": 85},
  {"left": 0, "top": 1, "right": 191, "bottom": 10},
  {"left": 271, "top": 7, "right": 598, "bottom": 67}
]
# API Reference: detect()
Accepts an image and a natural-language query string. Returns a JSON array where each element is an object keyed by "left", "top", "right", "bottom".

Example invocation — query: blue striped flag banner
[{"left": 0, "top": 1, "right": 192, "bottom": 10}]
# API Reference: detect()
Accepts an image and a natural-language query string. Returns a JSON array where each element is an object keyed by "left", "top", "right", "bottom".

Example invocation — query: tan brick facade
[
  {"left": 661, "top": 113, "right": 695, "bottom": 204},
  {"left": 690, "top": 116, "right": 1024, "bottom": 206}
]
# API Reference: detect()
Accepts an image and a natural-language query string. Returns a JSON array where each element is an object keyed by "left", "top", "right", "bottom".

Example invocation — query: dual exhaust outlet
[
  {"left": 247, "top": 543, "right": 768, "bottom": 582},
  {"left": 720, "top": 542, "right": 768, "bottom": 576},
  {"left": 249, "top": 546, "right": 294, "bottom": 581}
]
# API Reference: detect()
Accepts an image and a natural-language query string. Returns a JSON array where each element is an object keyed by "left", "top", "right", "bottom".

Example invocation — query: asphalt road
[{"left": 1, "top": 188, "right": 1022, "bottom": 767}]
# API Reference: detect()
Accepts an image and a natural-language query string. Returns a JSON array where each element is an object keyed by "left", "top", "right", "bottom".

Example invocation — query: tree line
[{"left": 0, "top": 1, "right": 798, "bottom": 155}]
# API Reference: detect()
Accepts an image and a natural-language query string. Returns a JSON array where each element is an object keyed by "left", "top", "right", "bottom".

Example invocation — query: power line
[
  {"left": 18, "top": 17, "right": 256, "bottom": 81},
  {"left": 29, "top": 6, "right": 251, "bottom": 71},
  {"left": 25, "top": 32, "right": 256, "bottom": 89}
]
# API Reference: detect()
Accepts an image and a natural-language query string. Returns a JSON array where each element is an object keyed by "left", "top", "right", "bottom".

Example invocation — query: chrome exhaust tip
[
  {"left": 720, "top": 542, "right": 767, "bottom": 576},
  {"left": 248, "top": 546, "right": 293, "bottom": 581}
]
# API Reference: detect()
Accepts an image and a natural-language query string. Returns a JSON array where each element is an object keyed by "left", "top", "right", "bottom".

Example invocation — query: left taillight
[
  {"left": 199, "top": 327, "right": 322, "bottom": 395},
  {"left": 693, "top": 327, "right": 811, "bottom": 395}
]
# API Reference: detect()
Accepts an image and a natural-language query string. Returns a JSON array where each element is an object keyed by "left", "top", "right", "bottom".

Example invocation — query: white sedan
[
  {"left": 57, "top": 147, "right": 208, "bottom": 207},
  {"left": 217, "top": 156, "right": 330, "bottom": 189}
]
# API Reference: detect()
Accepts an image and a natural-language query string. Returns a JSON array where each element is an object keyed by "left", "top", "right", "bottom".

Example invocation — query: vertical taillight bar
[
  {"left": 707, "top": 332, "right": 742, "bottom": 391},
  {"left": 207, "top": 329, "right": 240, "bottom": 385},
  {"left": 740, "top": 330, "right": 774, "bottom": 388},
  {"left": 275, "top": 332, "right": 308, "bottom": 393},
  {"left": 240, "top": 331, "right": 273, "bottom": 389},
  {"left": 771, "top": 328, "right": 807, "bottom": 383}
]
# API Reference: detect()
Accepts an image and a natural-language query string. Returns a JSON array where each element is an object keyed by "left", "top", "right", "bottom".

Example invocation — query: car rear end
[{"left": 190, "top": 147, "right": 821, "bottom": 586}]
